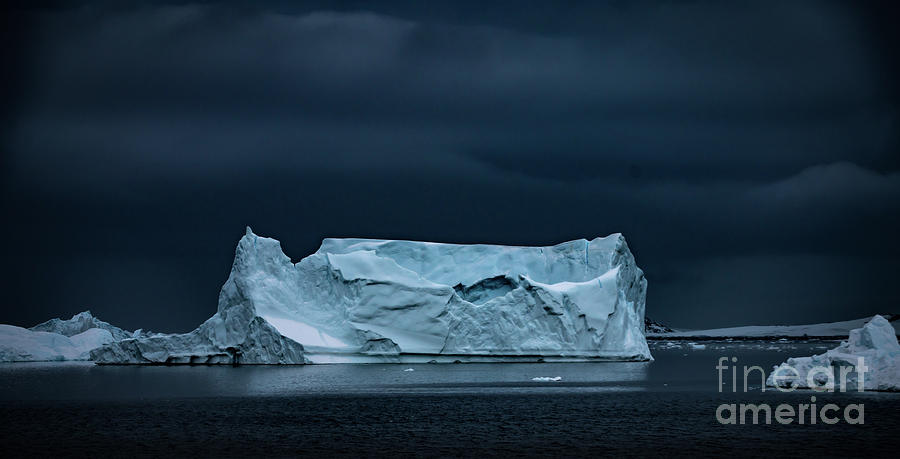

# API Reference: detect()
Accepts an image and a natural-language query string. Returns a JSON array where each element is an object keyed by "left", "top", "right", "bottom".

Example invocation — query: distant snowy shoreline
[{"left": 647, "top": 315, "right": 899, "bottom": 340}]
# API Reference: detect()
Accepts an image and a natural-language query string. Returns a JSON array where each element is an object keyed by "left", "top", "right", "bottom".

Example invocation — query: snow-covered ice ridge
[
  {"left": 766, "top": 315, "right": 900, "bottom": 392},
  {"left": 31, "top": 310, "right": 133, "bottom": 341},
  {"left": 92, "top": 228, "right": 651, "bottom": 364}
]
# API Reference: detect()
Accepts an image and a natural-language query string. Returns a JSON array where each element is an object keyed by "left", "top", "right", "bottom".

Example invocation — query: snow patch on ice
[{"left": 262, "top": 316, "right": 349, "bottom": 349}]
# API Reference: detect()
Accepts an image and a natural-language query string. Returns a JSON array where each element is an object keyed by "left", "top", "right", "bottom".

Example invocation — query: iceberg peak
[{"left": 31, "top": 310, "right": 132, "bottom": 341}]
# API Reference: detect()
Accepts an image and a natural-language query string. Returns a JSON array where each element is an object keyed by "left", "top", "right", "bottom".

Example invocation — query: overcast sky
[{"left": 2, "top": 1, "right": 899, "bottom": 331}]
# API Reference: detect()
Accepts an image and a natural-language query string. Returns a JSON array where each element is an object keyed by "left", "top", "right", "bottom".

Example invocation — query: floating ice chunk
[
  {"left": 531, "top": 376, "right": 563, "bottom": 382},
  {"left": 766, "top": 315, "right": 900, "bottom": 391},
  {"left": 403, "top": 368, "right": 415, "bottom": 372}
]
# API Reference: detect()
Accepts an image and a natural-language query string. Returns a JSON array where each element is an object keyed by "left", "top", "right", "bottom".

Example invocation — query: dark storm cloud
[
  {"left": 11, "top": 2, "right": 895, "bottom": 182},
  {"left": 1, "top": 1, "right": 898, "bottom": 330}
]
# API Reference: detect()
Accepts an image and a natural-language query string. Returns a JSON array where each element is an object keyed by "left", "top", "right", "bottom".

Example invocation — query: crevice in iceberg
[
  {"left": 360, "top": 337, "right": 401, "bottom": 355},
  {"left": 585, "top": 239, "right": 589, "bottom": 267},
  {"left": 452, "top": 275, "right": 519, "bottom": 305},
  {"left": 542, "top": 305, "right": 564, "bottom": 316}
]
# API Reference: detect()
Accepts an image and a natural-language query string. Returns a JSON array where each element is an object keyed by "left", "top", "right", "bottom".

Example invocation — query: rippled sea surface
[{"left": 1, "top": 342, "right": 898, "bottom": 457}]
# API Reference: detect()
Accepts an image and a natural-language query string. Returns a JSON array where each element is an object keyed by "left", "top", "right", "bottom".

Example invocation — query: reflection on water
[
  {"left": 0, "top": 342, "right": 840, "bottom": 401},
  {"left": 0, "top": 360, "right": 651, "bottom": 400}
]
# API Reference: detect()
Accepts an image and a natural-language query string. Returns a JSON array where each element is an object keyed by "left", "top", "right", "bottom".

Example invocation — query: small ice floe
[
  {"left": 403, "top": 368, "right": 415, "bottom": 372},
  {"left": 531, "top": 376, "right": 562, "bottom": 382},
  {"left": 689, "top": 343, "right": 706, "bottom": 350}
]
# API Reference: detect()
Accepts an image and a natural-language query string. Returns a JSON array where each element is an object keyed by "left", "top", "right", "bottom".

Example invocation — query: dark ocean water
[{"left": 1, "top": 342, "right": 898, "bottom": 458}]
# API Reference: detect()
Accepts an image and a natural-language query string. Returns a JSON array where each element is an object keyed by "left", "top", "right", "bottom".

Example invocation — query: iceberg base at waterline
[{"left": 92, "top": 228, "right": 652, "bottom": 364}]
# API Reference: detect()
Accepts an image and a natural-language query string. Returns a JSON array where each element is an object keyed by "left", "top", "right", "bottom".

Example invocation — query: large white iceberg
[
  {"left": 766, "top": 315, "right": 900, "bottom": 391},
  {"left": 92, "top": 228, "right": 651, "bottom": 364}
]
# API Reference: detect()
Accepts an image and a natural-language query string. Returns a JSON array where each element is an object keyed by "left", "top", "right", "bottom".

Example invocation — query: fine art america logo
[{"left": 715, "top": 356, "right": 866, "bottom": 425}]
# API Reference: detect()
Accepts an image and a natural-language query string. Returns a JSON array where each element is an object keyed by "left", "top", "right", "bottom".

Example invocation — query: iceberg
[
  {"left": 92, "top": 227, "right": 651, "bottom": 364},
  {"left": 766, "top": 315, "right": 900, "bottom": 391},
  {"left": 0, "top": 325, "right": 115, "bottom": 362},
  {"left": 1, "top": 311, "right": 131, "bottom": 362}
]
